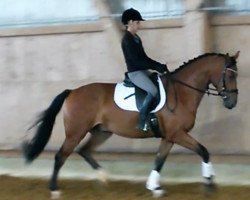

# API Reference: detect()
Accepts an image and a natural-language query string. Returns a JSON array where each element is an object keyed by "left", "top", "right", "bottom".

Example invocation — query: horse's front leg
[
  {"left": 198, "top": 143, "right": 216, "bottom": 192},
  {"left": 173, "top": 131, "right": 216, "bottom": 192},
  {"left": 146, "top": 139, "right": 173, "bottom": 197}
]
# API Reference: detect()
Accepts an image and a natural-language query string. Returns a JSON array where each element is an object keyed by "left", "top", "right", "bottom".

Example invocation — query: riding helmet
[{"left": 121, "top": 8, "right": 145, "bottom": 25}]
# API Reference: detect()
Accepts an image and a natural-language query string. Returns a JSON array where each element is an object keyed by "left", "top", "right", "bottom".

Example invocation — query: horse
[{"left": 23, "top": 51, "right": 240, "bottom": 198}]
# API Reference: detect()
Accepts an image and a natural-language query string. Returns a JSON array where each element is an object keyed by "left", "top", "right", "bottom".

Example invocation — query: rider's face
[{"left": 127, "top": 20, "right": 141, "bottom": 34}]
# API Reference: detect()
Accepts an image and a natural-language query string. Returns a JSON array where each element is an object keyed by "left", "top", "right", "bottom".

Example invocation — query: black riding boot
[{"left": 137, "top": 93, "right": 154, "bottom": 132}]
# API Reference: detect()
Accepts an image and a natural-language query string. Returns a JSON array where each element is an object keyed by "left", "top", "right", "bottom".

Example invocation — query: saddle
[
  {"left": 123, "top": 72, "right": 160, "bottom": 111},
  {"left": 114, "top": 72, "right": 166, "bottom": 137}
]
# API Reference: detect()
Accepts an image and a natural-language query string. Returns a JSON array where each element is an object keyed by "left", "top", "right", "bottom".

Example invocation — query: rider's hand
[
  {"left": 164, "top": 64, "right": 170, "bottom": 73},
  {"left": 157, "top": 64, "right": 169, "bottom": 73}
]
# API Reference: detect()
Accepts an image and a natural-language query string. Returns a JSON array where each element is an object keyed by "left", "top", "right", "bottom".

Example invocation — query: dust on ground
[{"left": 1, "top": 175, "right": 250, "bottom": 200}]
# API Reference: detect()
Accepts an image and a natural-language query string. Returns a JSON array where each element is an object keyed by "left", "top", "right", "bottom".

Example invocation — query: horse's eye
[
  {"left": 228, "top": 73, "right": 235, "bottom": 80},
  {"left": 227, "top": 69, "right": 237, "bottom": 80}
]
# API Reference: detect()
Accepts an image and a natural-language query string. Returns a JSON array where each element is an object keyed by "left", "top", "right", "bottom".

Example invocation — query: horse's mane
[{"left": 172, "top": 53, "right": 226, "bottom": 74}]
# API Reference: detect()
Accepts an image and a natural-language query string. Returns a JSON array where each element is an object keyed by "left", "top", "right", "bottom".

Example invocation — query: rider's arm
[{"left": 122, "top": 34, "right": 167, "bottom": 72}]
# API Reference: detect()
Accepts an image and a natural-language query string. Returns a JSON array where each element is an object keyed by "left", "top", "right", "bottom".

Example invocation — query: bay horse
[{"left": 23, "top": 51, "right": 239, "bottom": 198}]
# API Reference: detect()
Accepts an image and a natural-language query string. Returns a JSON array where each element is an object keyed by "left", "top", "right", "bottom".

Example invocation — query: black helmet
[{"left": 121, "top": 8, "right": 145, "bottom": 25}]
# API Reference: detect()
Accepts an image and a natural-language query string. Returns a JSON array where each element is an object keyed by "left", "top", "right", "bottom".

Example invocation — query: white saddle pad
[{"left": 114, "top": 76, "right": 166, "bottom": 112}]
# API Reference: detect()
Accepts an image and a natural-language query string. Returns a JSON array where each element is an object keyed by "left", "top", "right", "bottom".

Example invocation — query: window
[
  {"left": 0, "top": 0, "right": 99, "bottom": 28},
  {"left": 203, "top": 0, "right": 250, "bottom": 15},
  {"left": 107, "top": 0, "right": 184, "bottom": 20}
]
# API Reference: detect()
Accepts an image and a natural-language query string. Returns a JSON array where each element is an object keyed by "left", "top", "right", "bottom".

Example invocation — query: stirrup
[{"left": 137, "top": 123, "right": 149, "bottom": 132}]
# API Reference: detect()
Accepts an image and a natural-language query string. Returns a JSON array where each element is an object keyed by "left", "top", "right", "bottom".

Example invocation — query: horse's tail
[{"left": 23, "top": 89, "right": 71, "bottom": 163}]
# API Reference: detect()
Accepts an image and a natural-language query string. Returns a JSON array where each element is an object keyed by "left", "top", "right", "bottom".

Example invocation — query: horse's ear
[{"left": 233, "top": 51, "right": 240, "bottom": 60}]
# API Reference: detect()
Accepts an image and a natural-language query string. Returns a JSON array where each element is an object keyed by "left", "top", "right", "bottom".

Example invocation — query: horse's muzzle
[{"left": 223, "top": 92, "right": 238, "bottom": 109}]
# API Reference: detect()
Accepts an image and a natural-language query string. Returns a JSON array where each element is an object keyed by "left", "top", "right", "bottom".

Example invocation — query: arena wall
[{"left": 0, "top": 9, "right": 249, "bottom": 154}]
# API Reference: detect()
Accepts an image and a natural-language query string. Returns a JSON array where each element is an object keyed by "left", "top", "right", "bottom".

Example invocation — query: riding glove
[{"left": 156, "top": 64, "right": 169, "bottom": 73}]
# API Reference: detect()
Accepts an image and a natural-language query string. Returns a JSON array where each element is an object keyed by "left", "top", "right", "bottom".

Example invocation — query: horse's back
[
  {"left": 77, "top": 82, "right": 115, "bottom": 95},
  {"left": 63, "top": 82, "right": 115, "bottom": 121},
  {"left": 67, "top": 82, "right": 115, "bottom": 104}
]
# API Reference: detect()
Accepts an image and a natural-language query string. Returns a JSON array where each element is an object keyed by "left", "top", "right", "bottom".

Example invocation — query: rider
[{"left": 121, "top": 8, "right": 169, "bottom": 132}]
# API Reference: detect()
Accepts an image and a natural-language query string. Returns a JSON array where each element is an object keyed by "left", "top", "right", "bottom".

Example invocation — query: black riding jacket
[{"left": 121, "top": 30, "right": 165, "bottom": 73}]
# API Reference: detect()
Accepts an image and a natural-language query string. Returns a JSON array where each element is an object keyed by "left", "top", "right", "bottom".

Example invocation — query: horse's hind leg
[
  {"left": 49, "top": 130, "right": 86, "bottom": 198},
  {"left": 77, "top": 126, "right": 112, "bottom": 182},
  {"left": 173, "top": 131, "right": 216, "bottom": 193}
]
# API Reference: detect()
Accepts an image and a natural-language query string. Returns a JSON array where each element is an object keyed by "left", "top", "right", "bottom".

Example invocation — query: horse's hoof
[
  {"left": 151, "top": 188, "right": 166, "bottom": 198},
  {"left": 97, "top": 169, "right": 109, "bottom": 184},
  {"left": 50, "top": 190, "right": 61, "bottom": 199},
  {"left": 205, "top": 177, "right": 217, "bottom": 193},
  {"left": 206, "top": 183, "right": 217, "bottom": 193}
]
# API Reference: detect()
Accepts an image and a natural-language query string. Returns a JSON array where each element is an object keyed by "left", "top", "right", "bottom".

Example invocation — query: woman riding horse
[
  {"left": 121, "top": 8, "right": 168, "bottom": 131},
  {"left": 23, "top": 51, "right": 240, "bottom": 198}
]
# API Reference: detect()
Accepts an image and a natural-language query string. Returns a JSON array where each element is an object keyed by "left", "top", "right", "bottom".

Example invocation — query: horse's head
[{"left": 212, "top": 51, "right": 240, "bottom": 109}]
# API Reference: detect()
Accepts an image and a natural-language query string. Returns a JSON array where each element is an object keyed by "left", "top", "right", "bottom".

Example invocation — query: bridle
[
  {"left": 217, "top": 57, "right": 238, "bottom": 99},
  {"left": 165, "top": 55, "right": 238, "bottom": 111}
]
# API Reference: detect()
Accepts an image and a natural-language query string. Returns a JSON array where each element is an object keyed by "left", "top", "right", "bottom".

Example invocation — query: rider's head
[
  {"left": 121, "top": 8, "right": 145, "bottom": 25},
  {"left": 121, "top": 8, "right": 145, "bottom": 33}
]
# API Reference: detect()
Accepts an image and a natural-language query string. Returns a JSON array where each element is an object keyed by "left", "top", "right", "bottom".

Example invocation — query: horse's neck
[
  {"left": 164, "top": 55, "right": 225, "bottom": 114},
  {"left": 173, "top": 61, "right": 212, "bottom": 112},
  {"left": 178, "top": 63, "right": 210, "bottom": 89}
]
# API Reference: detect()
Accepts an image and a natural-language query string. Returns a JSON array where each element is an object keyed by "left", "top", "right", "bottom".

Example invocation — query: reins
[
  {"left": 168, "top": 77, "right": 221, "bottom": 96},
  {"left": 165, "top": 75, "right": 222, "bottom": 112}
]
